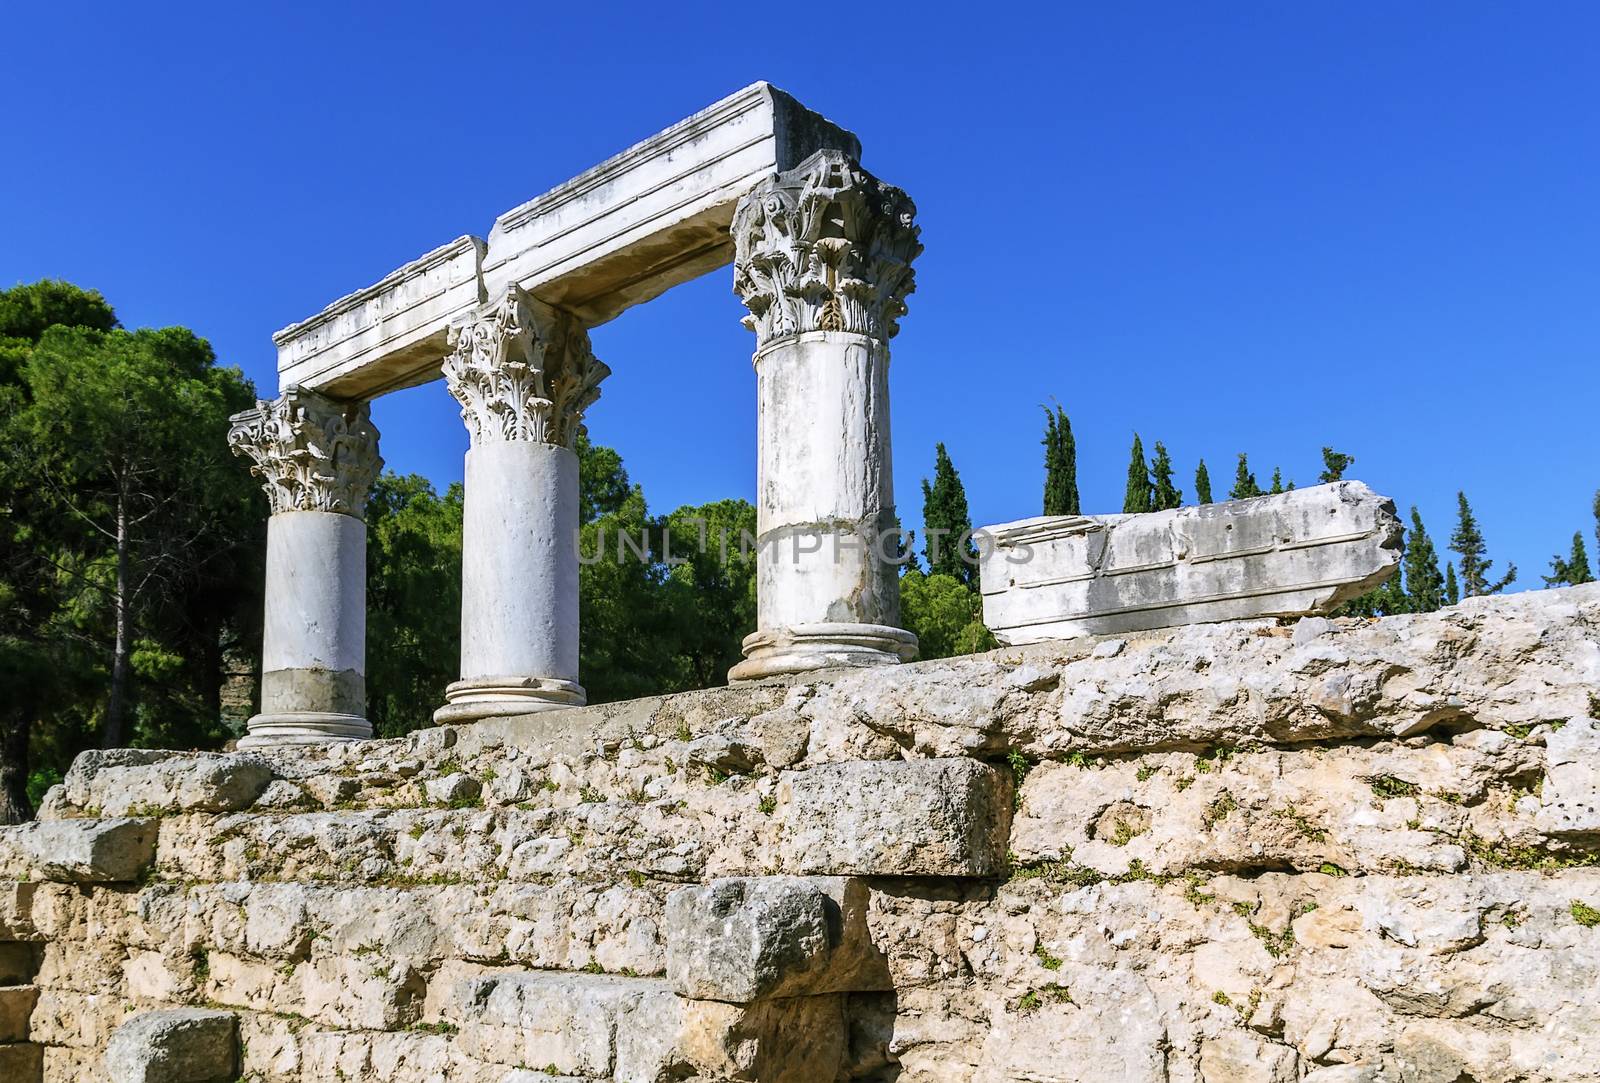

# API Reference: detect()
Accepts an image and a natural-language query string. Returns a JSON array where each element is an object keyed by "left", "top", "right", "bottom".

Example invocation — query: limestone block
[
  {"left": 665, "top": 876, "right": 888, "bottom": 1002},
  {"left": 1538, "top": 716, "right": 1600, "bottom": 835},
  {"left": 0, "top": 1042, "right": 43, "bottom": 1082},
  {"left": 453, "top": 970, "right": 675, "bottom": 1076},
  {"left": 0, "top": 882, "right": 39, "bottom": 941},
  {"left": 780, "top": 759, "right": 1010, "bottom": 876},
  {"left": 979, "top": 481, "right": 1401, "bottom": 643},
  {"left": 1008, "top": 740, "right": 1553, "bottom": 877},
  {"left": 103, "top": 1009, "right": 236, "bottom": 1083},
  {"left": 1199, "top": 1031, "right": 1299, "bottom": 1082},
  {"left": 675, "top": 995, "right": 847, "bottom": 1083},
  {"left": 422, "top": 773, "right": 481, "bottom": 806},
  {"left": 0, "top": 818, "right": 156, "bottom": 883},
  {"left": 0, "top": 983, "right": 37, "bottom": 1041},
  {"left": 53, "top": 749, "right": 273, "bottom": 818},
  {"left": 797, "top": 583, "right": 1600, "bottom": 760}
]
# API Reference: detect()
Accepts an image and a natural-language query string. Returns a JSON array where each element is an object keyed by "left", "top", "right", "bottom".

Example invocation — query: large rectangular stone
[
  {"left": 274, "top": 82, "right": 858, "bottom": 399},
  {"left": 978, "top": 481, "right": 1401, "bottom": 642},
  {"left": 0, "top": 819, "right": 157, "bottom": 884},
  {"left": 0, "top": 984, "right": 38, "bottom": 1041},
  {"left": 779, "top": 759, "right": 1010, "bottom": 877},
  {"left": 0, "top": 1042, "right": 43, "bottom": 1081}
]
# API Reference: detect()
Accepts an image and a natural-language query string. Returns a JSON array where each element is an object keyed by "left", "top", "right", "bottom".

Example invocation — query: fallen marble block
[{"left": 978, "top": 481, "right": 1400, "bottom": 643}]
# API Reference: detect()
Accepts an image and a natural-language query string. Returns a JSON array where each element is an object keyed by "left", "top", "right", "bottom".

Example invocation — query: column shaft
[
  {"left": 436, "top": 441, "right": 582, "bottom": 722},
  {"left": 730, "top": 331, "right": 912, "bottom": 679},
  {"left": 227, "top": 386, "right": 381, "bottom": 747},
  {"left": 434, "top": 286, "right": 607, "bottom": 724},
  {"left": 727, "top": 149, "right": 922, "bottom": 681}
]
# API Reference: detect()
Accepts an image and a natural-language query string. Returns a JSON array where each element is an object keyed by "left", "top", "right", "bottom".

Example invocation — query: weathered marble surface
[
  {"left": 273, "top": 83, "right": 859, "bottom": 399},
  {"left": 979, "top": 480, "right": 1402, "bottom": 643},
  {"left": 3, "top": 585, "right": 1597, "bottom": 1081}
]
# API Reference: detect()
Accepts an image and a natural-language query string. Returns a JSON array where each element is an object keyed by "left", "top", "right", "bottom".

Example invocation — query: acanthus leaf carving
[
  {"left": 732, "top": 150, "right": 921, "bottom": 349},
  {"left": 227, "top": 387, "right": 383, "bottom": 518},
  {"left": 442, "top": 287, "right": 609, "bottom": 448}
]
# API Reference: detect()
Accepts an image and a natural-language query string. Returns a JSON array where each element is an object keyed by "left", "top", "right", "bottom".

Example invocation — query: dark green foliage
[
  {"left": 365, "top": 475, "right": 463, "bottom": 737},
  {"left": 1150, "top": 442, "right": 1181, "bottom": 511},
  {"left": 1544, "top": 532, "right": 1594, "bottom": 588},
  {"left": 899, "top": 569, "right": 996, "bottom": 659},
  {"left": 1404, "top": 507, "right": 1446, "bottom": 613},
  {"left": 1449, "top": 491, "right": 1516, "bottom": 597},
  {"left": 1041, "top": 407, "right": 1079, "bottom": 516},
  {"left": 1445, "top": 562, "right": 1460, "bottom": 606},
  {"left": 1270, "top": 467, "right": 1285, "bottom": 494},
  {"left": 1194, "top": 460, "right": 1213, "bottom": 504},
  {"left": 1318, "top": 447, "right": 1355, "bottom": 484},
  {"left": 1122, "top": 434, "right": 1152, "bottom": 514},
  {"left": 1229, "top": 454, "right": 1262, "bottom": 500},
  {"left": 659, "top": 499, "right": 758, "bottom": 690},
  {"left": 0, "top": 281, "right": 259, "bottom": 819},
  {"left": 921, "top": 443, "right": 977, "bottom": 587}
]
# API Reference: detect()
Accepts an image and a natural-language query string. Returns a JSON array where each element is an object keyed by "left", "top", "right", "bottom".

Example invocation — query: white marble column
[
  {"left": 227, "top": 387, "right": 382, "bottom": 746},
  {"left": 727, "top": 150, "right": 923, "bottom": 681},
  {"left": 434, "top": 286, "right": 609, "bottom": 724}
]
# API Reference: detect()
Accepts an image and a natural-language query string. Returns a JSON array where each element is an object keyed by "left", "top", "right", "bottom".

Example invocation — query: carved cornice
[
  {"left": 442, "top": 287, "right": 609, "bottom": 448},
  {"left": 732, "top": 150, "right": 921, "bottom": 349},
  {"left": 227, "top": 387, "right": 383, "bottom": 518}
]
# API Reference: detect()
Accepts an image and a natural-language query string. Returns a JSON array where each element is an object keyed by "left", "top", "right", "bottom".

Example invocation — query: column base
[
  {"left": 238, "top": 712, "right": 372, "bottom": 748},
  {"left": 728, "top": 622, "right": 918, "bottom": 682},
  {"left": 433, "top": 676, "right": 586, "bottom": 725}
]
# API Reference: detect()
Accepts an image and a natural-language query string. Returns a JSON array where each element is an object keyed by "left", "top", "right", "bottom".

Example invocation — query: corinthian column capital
[
  {"left": 732, "top": 150, "right": 922, "bottom": 350},
  {"left": 227, "top": 387, "right": 383, "bottom": 518},
  {"left": 442, "top": 287, "right": 610, "bottom": 448}
]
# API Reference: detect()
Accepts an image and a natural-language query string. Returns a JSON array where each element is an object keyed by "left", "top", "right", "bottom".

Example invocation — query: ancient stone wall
[{"left": 3, "top": 585, "right": 1598, "bottom": 1082}]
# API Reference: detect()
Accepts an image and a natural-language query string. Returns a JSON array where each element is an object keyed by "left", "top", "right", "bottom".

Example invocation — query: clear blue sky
[{"left": 5, "top": 2, "right": 1596, "bottom": 587}]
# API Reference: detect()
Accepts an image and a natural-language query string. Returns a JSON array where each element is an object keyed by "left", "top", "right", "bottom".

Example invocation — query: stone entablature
[
  {"left": 226, "top": 387, "right": 382, "bottom": 518},
  {"left": 441, "top": 287, "right": 609, "bottom": 449},
  {"left": 273, "top": 83, "right": 860, "bottom": 399},
  {"left": 3, "top": 586, "right": 1599, "bottom": 1081}
]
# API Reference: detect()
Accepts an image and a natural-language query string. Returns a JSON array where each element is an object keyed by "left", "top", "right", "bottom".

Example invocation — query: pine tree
[
  {"left": 1041, "top": 406, "right": 1079, "bottom": 516},
  {"left": 1445, "top": 562, "right": 1460, "bottom": 606},
  {"left": 1593, "top": 489, "right": 1599, "bottom": 559},
  {"left": 1150, "top": 442, "right": 1182, "bottom": 511},
  {"left": 1318, "top": 447, "right": 1355, "bottom": 483},
  {"left": 1448, "top": 491, "right": 1516, "bottom": 596},
  {"left": 1194, "top": 460, "right": 1213, "bottom": 504},
  {"left": 1229, "top": 454, "right": 1262, "bottom": 500},
  {"left": 1543, "top": 532, "right": 1595, "bottom": 587},
  {"left": 921, "top": 443, "right": 977, "bottom": 588},
  {"left": 1122, "top": 434, "right": 1153, "bottom": 514},
  {"left": 1269, "top": 467, "right": 1285, "bottom": 494},
  {"left": 1405, "top": 507, "right": 1446, "bottom": 612}
]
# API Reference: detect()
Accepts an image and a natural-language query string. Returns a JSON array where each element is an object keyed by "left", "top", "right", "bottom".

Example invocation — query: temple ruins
[{"left": 4, "top": 84, "right": 1598, "bottom": 1083}]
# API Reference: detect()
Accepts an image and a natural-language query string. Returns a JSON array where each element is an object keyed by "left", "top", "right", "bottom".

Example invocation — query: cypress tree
[
  {"left": 1194, "top": 460, "right": 1213, "bottom": 504},
  {"left": 1122, "top": 434, "right": 1153, "bottom": 514},
  {"left": 1448, "top": 491, "right": 1516, "bottom": 596},
  {"left": 1041, "top": 406, "right": 1080, "bottom": 516},
  {"left": 1543, "top": 532, "right": 1595, "bottom": 587},
  {"left": 1150, "top": 442, "right": 1182, "bottom": 511},
  {"left": 1229, "top": 454, "right": 1262, "bottom": 500},
  {"left": 921, "top": 443, "right": 977, "bottom": 588},
  {"left": 1269, "top": 467, "right": 1285, "bottom": 494},
  {"left": 1404, "top": 507, "right": 1446, "bottom": 612},
  {"left": 1593, "top": 489, "right": 1599, "bottom": 558},
  {"left": 1318, "top": 447, "right": 1355, "bottom": 483},
  {"left": 1445, "top": 562, "right": 1460, "bottom": 606}
]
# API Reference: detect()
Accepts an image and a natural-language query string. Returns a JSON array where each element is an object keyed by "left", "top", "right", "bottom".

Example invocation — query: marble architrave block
[
  {"left": 978, "top": 481, "right": 1402, "bottom": 644},
  {"left": 274, "top": 83, "right": 858, "bottom": 401}
]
